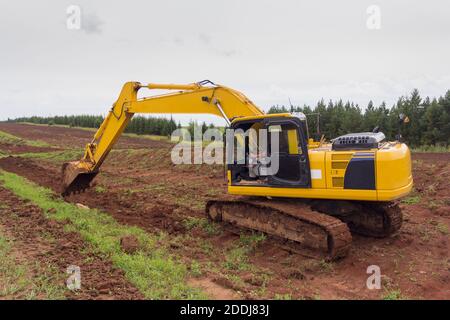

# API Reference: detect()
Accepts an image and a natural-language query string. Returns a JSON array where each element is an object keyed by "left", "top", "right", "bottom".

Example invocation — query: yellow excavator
[{"left": 62, "top": 80, "right": 413, "bottom": 260}]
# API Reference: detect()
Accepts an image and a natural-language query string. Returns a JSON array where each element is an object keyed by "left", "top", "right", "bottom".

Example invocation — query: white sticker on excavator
[{"left": 311, "top": 169, "right": 322, "bottom": 180}]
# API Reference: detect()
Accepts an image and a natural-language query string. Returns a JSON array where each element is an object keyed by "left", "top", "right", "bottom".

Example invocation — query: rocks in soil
[
  {"left": 120, "top": 235, "right": 140, "bottom": 254},
  {"left": 280, "top": 268, "right": 306, "bottom": 280},
  {"left": 76, "top": 203, "right": 90, "bottom": 210},
  {"left": 242, "top": 274, "right": 264, "bottom": 286}
]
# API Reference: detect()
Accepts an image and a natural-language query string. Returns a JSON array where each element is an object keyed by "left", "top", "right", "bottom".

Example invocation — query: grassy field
[
  {"left": 411, "top": 145, "right": 450, "bottom": 153},
  {"left": 0, "top": 130, "right": 51, "bottom": 148},
  {"left": 18, "top": 122, "right": 172, "bottom": 142},
  {"left": 5, "top": 123, "right": 450, "bottom": 154},
  {"left": 0, "top": 231, "right": 67, "bottom": 299}
]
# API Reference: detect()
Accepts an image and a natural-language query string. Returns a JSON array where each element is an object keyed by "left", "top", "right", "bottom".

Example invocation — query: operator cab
[{"left": 228, "top": 115, "right": 311, "bottom": 188}]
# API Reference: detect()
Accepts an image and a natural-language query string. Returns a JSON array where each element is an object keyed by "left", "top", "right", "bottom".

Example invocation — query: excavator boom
[{"left": 62, "top": 80, "right": 265, "bottom": 194}]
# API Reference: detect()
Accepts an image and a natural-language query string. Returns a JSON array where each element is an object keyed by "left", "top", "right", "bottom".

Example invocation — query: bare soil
[
  {"left": 0, "top": 187, "right": 143, "bottom": 300},
  {"left": 0, "top": 122, "right": 167, "bottom": 149},
  {"left": 0, "top": 142, "right": 57, "bottom": 154},
  {"left": 0, "top": 123, "right": 448, "bottom": 300}
]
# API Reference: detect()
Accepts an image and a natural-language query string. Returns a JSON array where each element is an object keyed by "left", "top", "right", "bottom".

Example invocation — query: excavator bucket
[{"left": 61, "top": 161, "right": 98, "bottom": 196}]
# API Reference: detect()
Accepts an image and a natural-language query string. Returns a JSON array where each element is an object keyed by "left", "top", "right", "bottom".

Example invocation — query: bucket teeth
[{"left": 61, "top": 161, "right": 98, "bottom": 196}]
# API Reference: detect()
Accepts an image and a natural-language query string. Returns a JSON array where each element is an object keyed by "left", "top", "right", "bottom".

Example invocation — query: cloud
[
  {"left": 198, "top": 33, "right": 211, "bottom": 45},
  {"left": 197, "top": 33, "right": 238, "bottom": 57},
  {"left": 0, "top": 1, "right": 448, "bottom": 125},
  {"left": 173, "top": 37, "right": 184, "bottom": 46},
  {"left": 220, "top": 49, "right": 238, "bottom": 57}
]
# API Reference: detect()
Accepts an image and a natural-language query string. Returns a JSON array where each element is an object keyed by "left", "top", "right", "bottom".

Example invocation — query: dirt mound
[
  {"left": 0, "top": 156, "right": 187, "bottom": 235},
  {"left": 64, "top": 190, "right": 186, "bottom": 234},
  {"left": 411, "top": 153, "right": 450, "bottom": 200},
  {"left": 120, "top": 235, "right": 140, "bottom": 254},
  {"left": 0, "top": 156, "right": 62, "bottom": 191},
  {"left": 0, "top": 142, "right": 58, "bottom": 154}
]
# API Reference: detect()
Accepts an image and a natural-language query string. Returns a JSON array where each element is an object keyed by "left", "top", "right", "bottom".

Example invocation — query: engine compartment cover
[{"left": 332, "top": 132, "right": 385, "bottom": 150}]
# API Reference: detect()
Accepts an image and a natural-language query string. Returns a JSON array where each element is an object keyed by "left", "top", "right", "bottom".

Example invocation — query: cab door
[{"left": 264, "top": 118, "right": 311, "bottom": 187}]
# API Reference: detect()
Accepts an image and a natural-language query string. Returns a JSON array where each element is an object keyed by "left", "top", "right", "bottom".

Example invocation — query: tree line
[
  {"left": 6, "top": 88, "right": 450, "bottom": 147},
  {"left": 268, "top": 89, "right": 450, "bottom": 147},
  {"left": 8, "top": 115, "right": 180, "bottom": 137},
  {"left": 8, "top": 115, "right": 216, "bottom": 137}
]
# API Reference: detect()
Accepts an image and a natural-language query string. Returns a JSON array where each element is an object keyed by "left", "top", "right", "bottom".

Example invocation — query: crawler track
[
  {"left": 206, "top": 199, "right": 352, "bottom": 261},
  {"left": 309, "top": 200, "right": 402, "bottom": 237}
]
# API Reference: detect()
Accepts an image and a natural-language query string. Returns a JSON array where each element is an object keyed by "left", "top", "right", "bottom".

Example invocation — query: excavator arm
[{"left": 62, "top": 80, "right": 265, "bottom": 194}]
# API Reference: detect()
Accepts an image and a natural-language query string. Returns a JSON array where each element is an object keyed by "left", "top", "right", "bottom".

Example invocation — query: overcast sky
[{"left": 1, "top": 0, "right": 449, "bottom": 125}]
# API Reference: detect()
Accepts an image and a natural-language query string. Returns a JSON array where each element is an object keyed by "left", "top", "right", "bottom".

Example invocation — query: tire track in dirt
[{"left": 0, "top": 187, "right": 143, "bottom": 300}]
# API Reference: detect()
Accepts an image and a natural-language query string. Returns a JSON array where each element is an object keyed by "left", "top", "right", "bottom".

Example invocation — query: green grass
[
  {"left": 317, "top": 259, "right": 334, "bottom": 273},
  {"left": 183, "top": 217, "right": 221, "bottom": 236},
  {"left": 122, "top": 132, "right": 171, "bottom": 142},
  {"left": 436, "top": 222, "right": 449, "bottom": 235},
  {"left": 95, "top": 186, "right": 107, "bottom": 193},
  {"left": 189, "top": 260, "right": 203, "bottom": 277},
  {"left": 0, "top": 130, "right": 51, "bottom": 148},
  {"left": 25, "top": 261, "right": 67, "bottom": 300},
  {"left": 239, "top": 233, "right": 266, "bottom": 249},
  {"left": 225, "top": 274, "right": 245, "bottom": 288},
  {"left": 274, "top": 293, "right": 292, "bottom": 300},
  {"left": 19, "top": 149, "right": 84, "bottom": 163},
  {"left": 224, "top": 246, "right": 250, "bottom": 271},
  {"left": 19, "top": 122, "right": 171, "bottom": 143},
  {"left": 0, "top": 234, "right": 66, "bottom": 299},
  {"left": 19, "top": 122, "right": 96, "bottom": 132},
  {"left": 383, "top": 289, "right": 404, "bottom": 300},
  {"left": 223, "top": 233, "right": 266, "bottom": 271},
  {"left": 0, "top": 235, "right": 29, "bottom": 297},
  {"left": 401, "top": 195, "right": 421, "bottom": 205},
  {"left": 412, "top": 145, "right": 450, "bottom": 153},
  {"left": 0, "top": 170, "right": 205, "bottom": 299}
]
